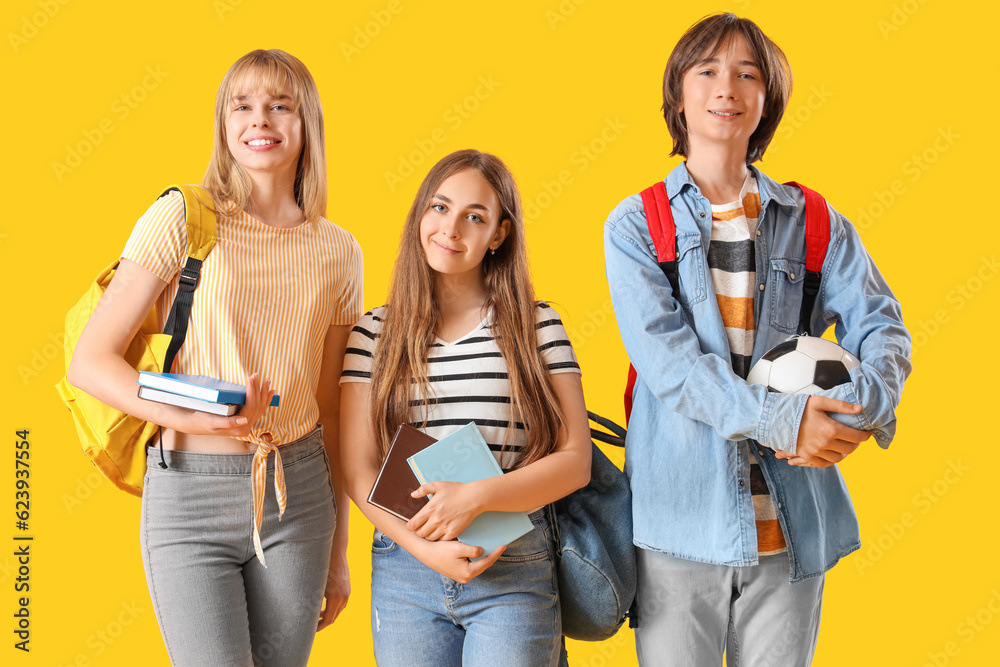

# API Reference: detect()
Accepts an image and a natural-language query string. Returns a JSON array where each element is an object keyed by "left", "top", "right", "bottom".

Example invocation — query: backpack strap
[
  {"left": 623, "top": 179, "right": 832, "bottom": 422},
  {"left": 638, "top": 181, "right": 680, "bottom": 295},
  {"left": 783, "top": 182, "right": 830, "bottom": 336},
  {"left": 625, "top": 181, "right": 677, "bottom": 423},
  {"left": 161, "top": 184, "right": 218, "bottom": 373}
]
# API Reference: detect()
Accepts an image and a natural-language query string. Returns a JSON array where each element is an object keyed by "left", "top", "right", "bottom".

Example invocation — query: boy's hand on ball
[{"left": 785, "top": 396, "right": 872, "bottom": 468}]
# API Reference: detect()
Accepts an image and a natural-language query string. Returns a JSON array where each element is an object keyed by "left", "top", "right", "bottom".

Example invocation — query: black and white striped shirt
[{"left": 341, "top": 302, "right": 581, "bottom": 471}]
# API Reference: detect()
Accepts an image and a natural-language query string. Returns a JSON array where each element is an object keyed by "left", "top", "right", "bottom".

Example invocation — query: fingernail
[{"left": 236, "top": 417, "right": 248, "bottom": 425}]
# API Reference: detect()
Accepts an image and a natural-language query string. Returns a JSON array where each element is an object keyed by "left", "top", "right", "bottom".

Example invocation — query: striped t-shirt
[
  {"left": 340, "top": 302, "right": 582, "bottom": 471},
  {"left": 122, "top": 189, "right": 364, "bottom": 446},
  {"left": 709, "top": 172, "right": 786, "bottom": 555}
]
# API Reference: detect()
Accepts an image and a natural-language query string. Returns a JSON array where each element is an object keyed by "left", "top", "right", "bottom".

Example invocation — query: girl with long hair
[
  {"left": 341, "top": 149, "right": 591, "bottom": 665},
  {"left": 68, "top": 49, "right": 362, "bottom": 666}
]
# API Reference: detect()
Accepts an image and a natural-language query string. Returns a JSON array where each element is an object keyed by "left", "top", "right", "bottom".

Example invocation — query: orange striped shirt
[
  {"left": 123, "top": 190, "right": 363, "bottom": 565},
  {"left": 709, "top": 174, "right": 786, "bottom": 555}
]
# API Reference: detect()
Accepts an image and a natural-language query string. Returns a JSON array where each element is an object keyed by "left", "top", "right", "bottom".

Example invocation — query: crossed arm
[{"left": 340, "top": 372, "right": 591, "bottom": 583}]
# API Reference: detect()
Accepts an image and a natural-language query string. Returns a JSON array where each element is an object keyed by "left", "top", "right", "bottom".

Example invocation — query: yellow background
[{"left": 2, "top": 0, "right": 996, "bottom": 665}]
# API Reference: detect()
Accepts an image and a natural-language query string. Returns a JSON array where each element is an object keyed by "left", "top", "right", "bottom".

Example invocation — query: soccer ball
[{"left": 746, "top": 335, "right": 860, "bottom": 395}]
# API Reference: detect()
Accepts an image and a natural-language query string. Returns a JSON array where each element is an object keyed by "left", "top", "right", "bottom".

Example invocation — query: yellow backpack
[{"left": 55, "top": 184, "right": 217, "bottom": 497}]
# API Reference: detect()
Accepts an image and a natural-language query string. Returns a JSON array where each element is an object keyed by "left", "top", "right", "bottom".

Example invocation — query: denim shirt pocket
[
  {"left": 768, "top": 258, "right": 806, "bottom": 334},
  {"left": 649, "top": 231, "right": 707, "bottom": 308}
]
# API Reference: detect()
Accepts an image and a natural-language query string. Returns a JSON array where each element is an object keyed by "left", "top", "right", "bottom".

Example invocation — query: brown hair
[
  {"left": 370, "top": 150, "right": 564, "bottom": 468},
  {"left": 662, "top": 13, "right": 792, "bottom": 164},
  {"left": 203, "top": 49, "right": 327, "bottom": 222}
]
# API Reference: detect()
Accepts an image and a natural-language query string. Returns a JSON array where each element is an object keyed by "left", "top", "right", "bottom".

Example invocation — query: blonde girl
[
  {"left": 341, "top": 149, "right": 591, "bottom": 666},
  {"left": 68, "top": 49, "right": 362, "bottom": 666}
]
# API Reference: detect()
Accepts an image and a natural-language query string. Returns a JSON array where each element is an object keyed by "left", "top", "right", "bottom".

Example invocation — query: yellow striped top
[{"left": 122, "top": 190, "right": 365, "bottom": 446}]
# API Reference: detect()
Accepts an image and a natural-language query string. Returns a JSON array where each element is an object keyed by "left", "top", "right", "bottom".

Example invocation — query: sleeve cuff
[{"left": 759, "top": 392, "right": 809, "bottom": 455}]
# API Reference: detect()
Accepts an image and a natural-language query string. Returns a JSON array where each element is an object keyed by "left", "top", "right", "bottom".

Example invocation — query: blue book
[
  {"left": 136, "top": 372, "right": 280, "bottom": 406},
  {"left": 407, "top": 422, "right": 533, "bottom": 559}
]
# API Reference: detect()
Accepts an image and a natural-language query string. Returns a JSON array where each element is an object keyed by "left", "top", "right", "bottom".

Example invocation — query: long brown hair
[
  {"left": 661, "top": 13, "right": 792, "bottom": 164},
  {"left": 203, "top": 49, "right": 327, "bottom": 222},
  {"left": 371, "top": 150, "right": 564, "bottom": 468}
]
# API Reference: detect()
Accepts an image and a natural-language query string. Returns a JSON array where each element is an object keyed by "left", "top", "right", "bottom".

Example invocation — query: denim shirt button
[
  {"left": 758, "top": 284, "right": 765, "bottom": 291},
  {"left": 738, "top": 479, "right": 745, "bottom": 487},
  {"left": 756, "top": 229, "right": 761, "bottom": 236},
  {"left": 699, "top": 211, "right": 706, "bottom": 218}
]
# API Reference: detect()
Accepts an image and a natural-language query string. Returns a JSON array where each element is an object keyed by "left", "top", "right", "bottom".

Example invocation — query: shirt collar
[{"left": 665, "top": 161, "right": 797, "bottom": 211}]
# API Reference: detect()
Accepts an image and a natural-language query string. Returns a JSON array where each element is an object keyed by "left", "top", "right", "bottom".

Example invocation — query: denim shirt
[{"left": 603, "top": 162, "right": 911, "bottom": 582}]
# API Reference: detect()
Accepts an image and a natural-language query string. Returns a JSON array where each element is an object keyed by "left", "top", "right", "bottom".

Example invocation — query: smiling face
[
  {"left": 679, "top": 33, "right": 766, "bottom": 158},
  {"left": 224, "top": 83, "right": 303, "bottom": 180},
  {"left": 418, "top": 168, "right": 510, "bottom": 283}
]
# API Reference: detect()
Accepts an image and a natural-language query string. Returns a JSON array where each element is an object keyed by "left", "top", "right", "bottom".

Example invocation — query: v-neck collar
[{"left": 433, "top": 309, "right": 493, "bottom": 346}]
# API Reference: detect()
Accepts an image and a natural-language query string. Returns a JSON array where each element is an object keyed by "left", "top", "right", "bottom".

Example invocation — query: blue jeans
[
  {"left": 140, "top": 427, "right": 335, "bottom": 667},
  {"left": 634, "top": 548, "right": 825, "bottom": 667},
  {"left": 370, "top": 509, "right": 566, "bottom": 666}
]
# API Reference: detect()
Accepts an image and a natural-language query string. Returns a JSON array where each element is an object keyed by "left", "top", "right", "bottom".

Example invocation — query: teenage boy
[{"left": 603, "top": 14, "right": 911, "bottom": 666}]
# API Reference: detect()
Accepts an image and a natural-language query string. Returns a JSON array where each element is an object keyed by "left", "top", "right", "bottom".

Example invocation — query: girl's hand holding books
[
  {"left": 181, "top": 373, "right": 276, "bottom": 438},
  {"left": 414, "top": 538, "right": 506, "bottom": 584},
  {"left": 407, "top": 480, "right": 483, "bottom": 541}
]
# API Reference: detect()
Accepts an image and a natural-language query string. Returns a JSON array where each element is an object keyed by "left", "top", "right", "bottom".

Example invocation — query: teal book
[
  {"left": 137, "top": 372, "right": 280, "bottom": 407},
  {"left": 407, "top": 422, "right": 533, "bottom": 559}
]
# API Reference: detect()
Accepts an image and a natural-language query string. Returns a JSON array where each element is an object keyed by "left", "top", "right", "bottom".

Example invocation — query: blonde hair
[
  {"left": 203, "top": 49, "right": 327, "bottom": 222},
  {"left": 371, "top": 150, "right": 564, "bottom": 468}
]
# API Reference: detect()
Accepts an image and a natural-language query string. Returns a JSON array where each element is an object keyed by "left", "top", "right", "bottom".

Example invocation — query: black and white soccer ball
[{"left": 746, "top": 335, "right": 860, "bottom": 395}]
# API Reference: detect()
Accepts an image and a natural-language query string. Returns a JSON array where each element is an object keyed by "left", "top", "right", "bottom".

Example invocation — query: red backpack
[{"left": 623, "top": 180, "right": 831, "bottom": 423}]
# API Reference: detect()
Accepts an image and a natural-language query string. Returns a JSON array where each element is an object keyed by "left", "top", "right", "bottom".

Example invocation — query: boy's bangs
[{"left": 693, "top": 25, "right": 753, "bottom": 69}]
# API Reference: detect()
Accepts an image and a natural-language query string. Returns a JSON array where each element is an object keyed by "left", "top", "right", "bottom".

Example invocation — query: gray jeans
[
  {"left": 140, "top": 427, "right": 335, "bottom": 667},
  {"left": 634, "top": 548, "right": 824, "bottom": 667}
]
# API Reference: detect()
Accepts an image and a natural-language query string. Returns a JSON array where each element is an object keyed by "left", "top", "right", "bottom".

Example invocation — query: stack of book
[
  {"left": 368, "top": 422, "right": 533, "bottom": 557},
  {"left": 136, "top": 372, "right": 280, "bottom": 416}
]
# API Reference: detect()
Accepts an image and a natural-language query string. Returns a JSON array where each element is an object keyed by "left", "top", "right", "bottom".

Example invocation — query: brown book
[{"left": 367, "top": 425, "right": 435, "bottom": 521}]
